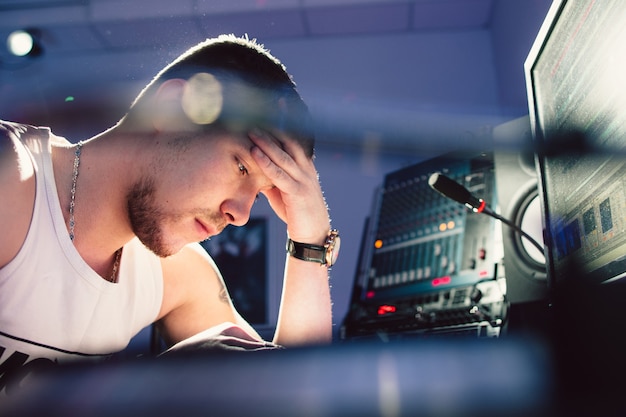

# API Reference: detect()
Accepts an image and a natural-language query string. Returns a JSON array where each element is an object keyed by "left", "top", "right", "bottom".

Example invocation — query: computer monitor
[{"left": 525, "top": 0, "right": 626, "bottom": 290}]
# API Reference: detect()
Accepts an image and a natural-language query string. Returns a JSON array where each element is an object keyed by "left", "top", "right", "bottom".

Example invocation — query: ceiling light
[{"left": 7, "top": 29, "right": 41, "bottom": 57}]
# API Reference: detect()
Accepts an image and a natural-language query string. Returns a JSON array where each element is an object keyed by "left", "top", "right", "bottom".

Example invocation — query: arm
[
  {"left": 157, "top": 243, "right": 263, "bottom": 346},
  {"left": 272, "top": 251, "right": 333, "bottom": 346},
  {"left": 249, "top": 129, "right": 334, "bottom": 347}
]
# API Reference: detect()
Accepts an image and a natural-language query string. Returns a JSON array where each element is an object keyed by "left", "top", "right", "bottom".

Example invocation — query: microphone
[
  {"left": 428, "top": 172, "right": 544, "bottom": 253},
  {"left": 428, "top": 172, "right": 488, "bottom": 214}
]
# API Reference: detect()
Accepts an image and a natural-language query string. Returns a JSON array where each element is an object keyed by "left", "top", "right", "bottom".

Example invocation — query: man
[{"left": 0, "top": 35, "right": 339, "bottom": 392}]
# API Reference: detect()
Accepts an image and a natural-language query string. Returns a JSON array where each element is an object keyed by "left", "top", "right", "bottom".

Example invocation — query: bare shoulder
[
  {"left": 157, "top": 244, "right": 238, "bottom": 345},
  {"left": 0, "top": 121, "right": 36, "bottom": 268},
  {"left": 158, "top": 244, "right": 223, "bottom": 311},
  {"left": 0, "top": 121, "right": 32, "bottom": 173}
]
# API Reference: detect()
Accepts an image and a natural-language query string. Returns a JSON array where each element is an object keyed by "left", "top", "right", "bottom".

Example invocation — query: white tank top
[{"left": 0, "top": 124, "right": 163, "bottom": 375}]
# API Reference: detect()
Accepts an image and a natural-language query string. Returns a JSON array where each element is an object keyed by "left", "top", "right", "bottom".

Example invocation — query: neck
[{"left": 53, "top": 135, "right": 137, "bottom": 280}]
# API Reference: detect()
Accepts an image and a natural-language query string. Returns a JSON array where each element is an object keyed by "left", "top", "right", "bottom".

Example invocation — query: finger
[
  {"left": 249, "top": 129, "right": 309, "bottom": 177},
  {"left": 265, "top": 128, "right": 310, "bottom": 165},
  {"left": 249, "top": 131, "right": 310, "bottom": 191},
  {"left": 250, "top": 143, "right": 294, "bottom": 190}
]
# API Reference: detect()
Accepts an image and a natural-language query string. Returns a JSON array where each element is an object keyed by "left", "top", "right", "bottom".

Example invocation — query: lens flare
[{"left": 182, "top": 72, "right": 223, "bottom": 125}]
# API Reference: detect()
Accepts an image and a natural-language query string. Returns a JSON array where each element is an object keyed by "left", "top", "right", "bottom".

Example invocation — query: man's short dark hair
[{"left": 123, "top": 35, "right": 314, "bottom": 157}]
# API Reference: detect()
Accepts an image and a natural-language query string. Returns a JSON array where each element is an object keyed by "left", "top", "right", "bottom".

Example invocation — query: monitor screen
[{"left": 525, "top": 0, "right": 626, "bottom": 288}]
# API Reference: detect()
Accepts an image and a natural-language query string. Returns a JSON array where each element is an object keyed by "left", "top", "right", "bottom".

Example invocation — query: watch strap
[
  {"left": 286, "top": 239, "right": 326, "bottom": 264},
  {"left": 286, "top": 229, "right": 340, "bottom": 267}
]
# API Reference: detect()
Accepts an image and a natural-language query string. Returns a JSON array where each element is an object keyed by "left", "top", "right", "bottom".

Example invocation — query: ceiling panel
[
  {"left": 303, "top": 0, "right": 406, "bottom": 6},
  {"left": 0, "top": 0, "right": 83, "bottom": 10},
  {"left": 197, "top": 9, "right": 307, "bottom": 40},
  {"left": 195, "top": 0, "right": 301, "bottom": 14},
  {"left": 39, "top": 24, "right": 105, "bottom": 54},
  {"left": 306, "top": 3, "right": 411, "bottom": 36},
  {"left": 90, "top": 0, "right": 196, "bottom": 21},
  {"left": 0, "top": 4, "right": 87, "bottom": 27},
  {"left": 93, "top": 17, "right": 204, "bottom": 49},
  {"left": 412, "top": 0, "right": 493, "bottom": 30}
]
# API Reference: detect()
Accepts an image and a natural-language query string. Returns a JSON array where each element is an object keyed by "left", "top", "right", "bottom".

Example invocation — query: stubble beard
[
  {"left": 127, "top": 177, "right": 173, "bottom": 257},
  {"left": 127, "top": 177, "right": 228, "bottom": 258}
]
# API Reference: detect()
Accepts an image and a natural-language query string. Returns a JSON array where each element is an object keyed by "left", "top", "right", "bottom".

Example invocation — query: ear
[{"left": 151, "top": 78, "right": 193, "bottom": 133}]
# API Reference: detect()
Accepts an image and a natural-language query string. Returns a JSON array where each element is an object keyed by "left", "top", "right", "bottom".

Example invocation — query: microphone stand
[
  {"left": 428, "top": 173, "right": 544, "bottom": 254},
  {"left": 479, "top": 205, "right": 544, "bottom": 254}
]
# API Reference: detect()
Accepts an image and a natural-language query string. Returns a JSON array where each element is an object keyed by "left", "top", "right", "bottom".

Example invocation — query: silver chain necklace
[{"left": 69, "top": 141, "right": 121, "bottom": 283}]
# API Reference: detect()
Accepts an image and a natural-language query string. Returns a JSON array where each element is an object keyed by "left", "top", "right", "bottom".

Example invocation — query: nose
[{"left": 220, "top": 193, "right": 256, "bottom": 227}]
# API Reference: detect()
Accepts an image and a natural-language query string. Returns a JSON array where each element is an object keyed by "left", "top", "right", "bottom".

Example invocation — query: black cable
[
  {"left": 429, "top": 172, "right": 545, "bottom": 254},
  {"left": 480, "top": 205, "right": 545, "bottom": 254}
]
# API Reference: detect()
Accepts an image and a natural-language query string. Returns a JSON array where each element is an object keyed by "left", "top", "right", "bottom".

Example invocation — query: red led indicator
[
  {"left": 432, "top": 276, "right": 451, "bottom": 286},
  {"left": 377, "top": 305, "right": 396, "bottom": 315},
  {"left": 366, "top": 291, "right": 376, "bottom": 299},
  {"left": 479, "top": 270, "right": 489, "bottom": 277}
]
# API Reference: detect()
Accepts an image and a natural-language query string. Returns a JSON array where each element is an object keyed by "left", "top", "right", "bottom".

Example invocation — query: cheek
[
  {"left": 168, "top": 175, "right": 234, "bottom": 214},
  {"left": 156, "top": 149, "right": 241, "bottom": 209},
  {"left": 156, "top": 166, "right": 211, "bottom": 205}
]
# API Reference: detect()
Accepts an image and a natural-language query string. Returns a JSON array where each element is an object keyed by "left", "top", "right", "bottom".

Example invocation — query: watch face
[{"left": 326, "top": 232, "right": 341, "bottom": 266}]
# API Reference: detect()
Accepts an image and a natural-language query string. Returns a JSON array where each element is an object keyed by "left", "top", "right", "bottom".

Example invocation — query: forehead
[{"left": 211, "top": 127, "right": 285, "bottom": 154}]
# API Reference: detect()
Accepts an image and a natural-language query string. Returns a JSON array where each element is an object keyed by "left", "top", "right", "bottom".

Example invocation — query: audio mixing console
[{"left": 342, "top": 152, "right": 507, "bottom": 340}]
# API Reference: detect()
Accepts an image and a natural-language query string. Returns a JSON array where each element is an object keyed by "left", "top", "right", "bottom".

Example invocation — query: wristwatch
[{"left": 286, "top": 229, "right": 341, "bottom": 267}]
